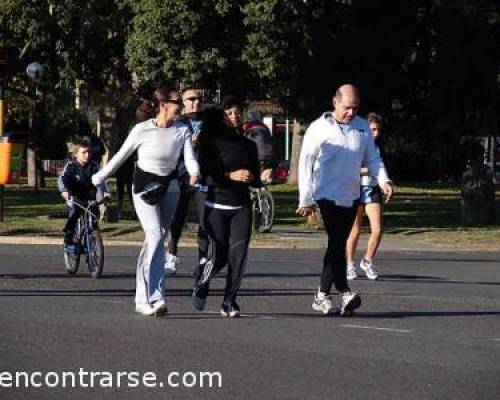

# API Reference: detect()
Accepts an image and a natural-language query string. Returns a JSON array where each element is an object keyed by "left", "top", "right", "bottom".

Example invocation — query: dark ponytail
[
  {"left": 136, "top": 101, "right": 154, "bottom": 122},
  {"left": 136, "top": 85, "right": 178, "bottom": 120}
]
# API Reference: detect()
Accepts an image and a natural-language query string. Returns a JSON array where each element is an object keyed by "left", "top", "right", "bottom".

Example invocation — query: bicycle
[
  {"left": 63, "top": 197, "right": 109, "bottom": 278},
  {"left": 251, "top": 186, "right": 275, "bottom": 233}
]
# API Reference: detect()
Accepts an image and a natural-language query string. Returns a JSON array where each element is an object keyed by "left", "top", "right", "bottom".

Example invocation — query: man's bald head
[
  {"left": 332, "top": 84, "right": 360, "bottom": 124},
  {"left": 334, "top": 84, "right": 359, "bottom": 102}
]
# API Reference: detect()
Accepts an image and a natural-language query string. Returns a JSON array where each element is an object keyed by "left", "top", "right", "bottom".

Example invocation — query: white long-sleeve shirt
[
  {"left": 92, "top": 119, "right": 200, "bottom": 185},
  {"left": 298, "top": 112, "right": 390, "bottom": 207}
]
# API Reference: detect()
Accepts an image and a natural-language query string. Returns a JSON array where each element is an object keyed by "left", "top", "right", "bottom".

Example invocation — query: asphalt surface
[{"left": 1, "top": 244, "right": 499, "bottom": 400}]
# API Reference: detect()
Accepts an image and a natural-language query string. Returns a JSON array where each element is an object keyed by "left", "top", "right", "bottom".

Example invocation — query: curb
[
  {"left": 1, "top": 234, "right": 494, "bottom": 252},
  {"left": 0, "top": 234, "right": 325, "bottom": 250}
]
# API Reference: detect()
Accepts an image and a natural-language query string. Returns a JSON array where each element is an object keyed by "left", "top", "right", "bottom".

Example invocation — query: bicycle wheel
[
  {"left": 85, "top": 227, "right": 104, "bottom": 278},
  {"left": 63, "top": 220, "right": 81, "bottom": 275},
  {"left": 254, "top": 189, "right": 275, "bottom": 233}
]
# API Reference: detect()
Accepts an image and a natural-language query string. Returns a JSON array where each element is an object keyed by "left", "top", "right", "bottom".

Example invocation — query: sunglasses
[
  {"left": 183, "top": 96, "right": 201, "bottom": 102},
  {"left": 165, "top": 98, "right": 184, "bottom": 107}
]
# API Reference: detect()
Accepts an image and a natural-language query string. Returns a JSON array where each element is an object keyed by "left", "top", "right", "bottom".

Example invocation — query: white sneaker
[
  {"left": 220, "top": 302, "right": 241, "bottom": 318},
  {"left": 312, "top": 294, "right": 336, "bottom": 315},
  {"left": 135, "top": 301, "right": 167, "bottom": 316},
  {"left": 360, "top": 258, "right": 378, "bottom": 280},
  {"left": 152, "top": 300, "right": 167, "bottom": 314},
  {"left": 164, "top": 253, "right": 180, "bottom": 275},
  {"left": 339, "top": 291, "right": 361, "bottom": 317},
  {"left": 347, "top": 262, "right": 357, "bottom": 280}
]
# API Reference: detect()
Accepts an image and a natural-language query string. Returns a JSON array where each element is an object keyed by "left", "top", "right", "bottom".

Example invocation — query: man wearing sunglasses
[{"left": 165, "top": 88, "right": 209, "bottom": 275}]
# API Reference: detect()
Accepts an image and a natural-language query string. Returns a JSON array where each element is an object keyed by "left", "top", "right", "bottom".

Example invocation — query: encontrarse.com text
[{"left": 0, "top": 369, "right": 222, "bottom": 389}]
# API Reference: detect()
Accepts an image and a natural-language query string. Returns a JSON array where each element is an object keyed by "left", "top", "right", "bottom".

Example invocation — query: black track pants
[
  {"left": 196, "top": 206, "right": 252, "bottom": 305},
  {"left": 168, "top": 182, "right": 208, "bottom": 260},
  {"left": 317, "top": 199, "right": 358, "bottom": 294}
]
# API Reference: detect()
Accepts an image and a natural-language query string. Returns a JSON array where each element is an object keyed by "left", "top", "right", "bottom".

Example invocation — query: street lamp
[
  {"left": 26, "top": 62, "right": 44, "bottom": 190},
  {"left": 26, "top": 62, "right": 44, "bottom": 83}
]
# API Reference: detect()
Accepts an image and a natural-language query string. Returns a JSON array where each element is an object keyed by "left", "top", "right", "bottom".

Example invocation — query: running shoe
[
  {"left": 360, "top": 258, "right": 378, "bottom": 280},
  {"left": 312, "top": 294, "right": 336, "bottom": 315},
  {"left": 347, "top": 262, "right": 357, "bottom": 280},
  {"left": 63, "top": 243, "right": 78, "bottom": 253},
  {"left": 339, "top": 291, "right": 361, "bottom": 317},
  {"left": 164, "top": 253, "right": 180, "bottom": 275},
  {"left": 192, "top": 284, "right": 208, "bottom": 311},
  {"left": 152, "top": 300, "right": 167, "bottom": 315},
  {"left": 220, "top": 302, "right": 241, "bottom": 318},
  {"left": 135, "top": 302, "right": 166, "bottom": 317}
]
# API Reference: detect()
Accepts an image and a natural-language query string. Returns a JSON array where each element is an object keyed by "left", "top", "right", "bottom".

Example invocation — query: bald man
[{"left": 297, "top": 84, "right": 394, "bottom": 316}]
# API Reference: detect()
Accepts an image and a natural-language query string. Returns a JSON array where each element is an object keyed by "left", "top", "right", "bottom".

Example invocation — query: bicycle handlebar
[
  {"left": 91, "top": 197, "right": 112, "bottom": 207},
  {"left": 71, "top": 197, "right": 111, "bottom": 212}
]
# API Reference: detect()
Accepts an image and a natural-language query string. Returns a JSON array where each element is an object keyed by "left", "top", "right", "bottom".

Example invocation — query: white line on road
[
  {"left": 102, "top": 300, "right": 125, "bottom": 304},
  {"left": 488, "top": 338, "right": 500, "bottom": 341},
  {"left": 341, "top": 324, "right": 412, "bottom": 333}
]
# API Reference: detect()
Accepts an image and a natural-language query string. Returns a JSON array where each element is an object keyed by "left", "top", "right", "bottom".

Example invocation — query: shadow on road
[
  {"left": 381, "top": 274, "right": 500, "bottom": 285},
  {"left": 359, "top": 310, "right": 500, "bottom": 318},
  {"left": 0, "top": 288, "right": 316, "bottom": 297}
]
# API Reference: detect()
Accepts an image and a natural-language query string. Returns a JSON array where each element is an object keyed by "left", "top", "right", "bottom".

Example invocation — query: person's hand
[
  {"left": 91, "top": 174, "right": 101, "bottom": 187},
  {"left": 61, "top": 191, "right": 73, "bottom": 207},
  {"left": 296, "top": 205, "right": 316, "bottom": 217},
  {"left": 103, "top": 192, "right": 112, "bottom": 199},
  {"left": 381, "top": 182, "right": 395, "bottom": 203},
  {"left": 191, "top": 133, "right": 201, "bottom": 145},
  {"left": 229, "top": 169, "right": 254, "bottom": 183},
  {"left": 261, "top": 168, "right": 273, "bottom": 184},
  {"left": 189, "top": 174, "right": 200, "bottom": 186}
]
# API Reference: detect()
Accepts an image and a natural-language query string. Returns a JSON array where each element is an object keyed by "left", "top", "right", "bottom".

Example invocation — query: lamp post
[{"left": 26, "top": 62, "right": 43, "bottom": 190}]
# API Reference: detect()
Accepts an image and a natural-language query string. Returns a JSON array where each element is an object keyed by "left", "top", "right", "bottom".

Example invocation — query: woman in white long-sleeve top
[{"left": 92, "top": 86, "right": 200, "bottom": 316}]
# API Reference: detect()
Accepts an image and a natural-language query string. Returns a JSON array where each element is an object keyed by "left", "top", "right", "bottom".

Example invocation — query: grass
[
  {"left": 1, "top": 179, "right": 499, "bottom": 250},
  {"left": 269, "top": 182, "right": 500, "bottom": 250}
]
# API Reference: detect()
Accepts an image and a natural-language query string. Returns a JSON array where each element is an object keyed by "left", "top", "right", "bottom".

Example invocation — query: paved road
[{"left": 1, "top": 244, "right": 499, "bottom": 400}]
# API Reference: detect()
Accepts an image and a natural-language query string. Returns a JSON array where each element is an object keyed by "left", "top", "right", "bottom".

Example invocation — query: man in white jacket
[{"left": 296, "top": 84, "right": 394, "bottom": 316}]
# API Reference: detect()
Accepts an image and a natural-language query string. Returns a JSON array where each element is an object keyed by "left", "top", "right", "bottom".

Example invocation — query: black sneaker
[
  {"left": 220, "top": 302, "right": 240, "bottom": 318},
  {"left": 64, "top": 243, "right": 78, "bottom": 254},
  {"left": 192, "top": 283, "right": 209, "bottom": 311}
]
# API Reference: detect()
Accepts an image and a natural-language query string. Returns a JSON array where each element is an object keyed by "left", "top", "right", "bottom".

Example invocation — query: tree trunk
[
  {"left": 287, "top": 119, "right": 303, "bottom": 185},
  {"left": 27, "top": 147, "right": 37, "bottom": 188},
  {"left": 27, "top": 95, "right": 45, "bottom": 189}
]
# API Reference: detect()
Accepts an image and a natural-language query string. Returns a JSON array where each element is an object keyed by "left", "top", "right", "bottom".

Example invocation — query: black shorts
[{"left": 359, "top": 185, "right": 382, "bottom": 204}]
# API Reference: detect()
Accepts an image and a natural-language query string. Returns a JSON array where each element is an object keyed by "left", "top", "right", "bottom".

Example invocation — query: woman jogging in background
[
  {"left": 346, "top": 112, "right": 386, "bottom": 281},
  {"left": 92, "top": 86, "right": 200, "bottom": 316},
  {"left": 191, "top": 99, "right": 262, "bottom": 317}
]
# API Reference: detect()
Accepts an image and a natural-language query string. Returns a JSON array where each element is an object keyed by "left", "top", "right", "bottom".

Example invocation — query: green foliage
[
  {"left": 125, "top": 0, "right": 235, "bottom": 88},
  {"left": 1, "top": 0, "right": 499, "bottom": 180}
]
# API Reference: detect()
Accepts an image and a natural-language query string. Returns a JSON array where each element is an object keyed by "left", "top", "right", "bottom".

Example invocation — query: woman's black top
[{"left": 199, "top": 112, "right": 262, "bottom": 207}]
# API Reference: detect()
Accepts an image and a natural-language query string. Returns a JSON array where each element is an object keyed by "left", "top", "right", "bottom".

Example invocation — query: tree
[
  {"left": 2, "top": 0, "right": 499, "bottom": 182},
  {"left": 125, "top": 0, "right": 241, "bottom": 90},
  {"left": 243, "top": 0, "right": 500, "bottom": 180},
  {"left": 0, "top": 0, "right": 135, "bottom": 170}
]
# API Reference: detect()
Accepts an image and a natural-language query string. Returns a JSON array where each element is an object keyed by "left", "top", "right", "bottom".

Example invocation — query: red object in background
[{"left": 273, "top": 161, "right": 289, "bottom": 183}]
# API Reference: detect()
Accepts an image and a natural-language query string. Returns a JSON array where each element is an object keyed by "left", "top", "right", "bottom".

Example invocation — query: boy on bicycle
[{"left": 57, "top": 137, "right": 111, "bottom": 250}]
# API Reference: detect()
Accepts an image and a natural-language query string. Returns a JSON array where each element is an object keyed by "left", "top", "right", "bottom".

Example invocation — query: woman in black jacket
[{"left": 192, "top": 104, "right": 262, "bottom": 317}]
